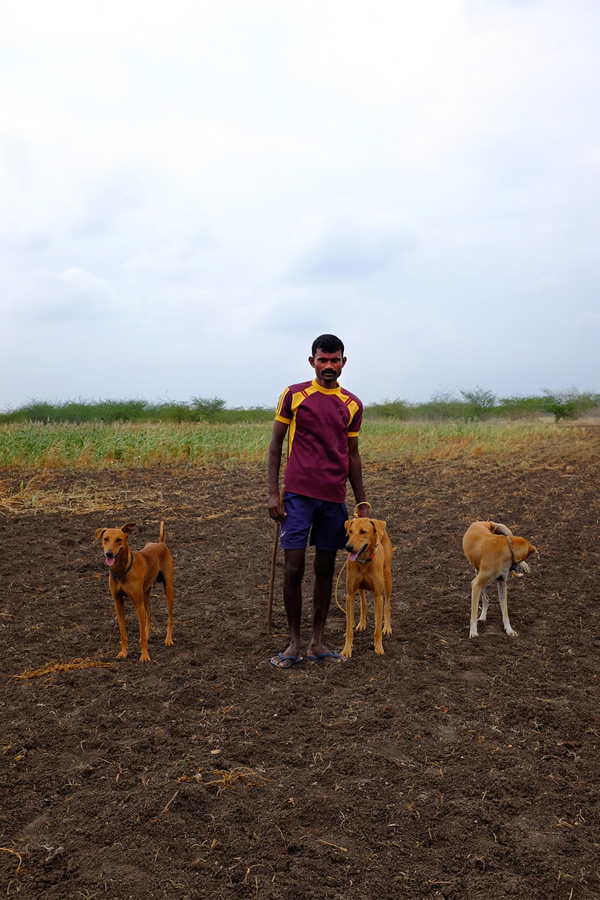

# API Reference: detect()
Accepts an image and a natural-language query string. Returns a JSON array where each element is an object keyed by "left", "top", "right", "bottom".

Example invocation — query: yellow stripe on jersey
[
  {"left": 339, "top": 390, "right": 360, "bottom": 430},
  {"left": 275, "top": 387, "right": 292, "bottom": 424},
  {"left": 287, "top": 384, "right": 318, "bottom": 452}
]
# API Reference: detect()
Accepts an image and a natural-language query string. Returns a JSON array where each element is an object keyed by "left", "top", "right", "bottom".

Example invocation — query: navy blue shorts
[{"left": 279, "top": 492, "right": 348, "bottom": 552}]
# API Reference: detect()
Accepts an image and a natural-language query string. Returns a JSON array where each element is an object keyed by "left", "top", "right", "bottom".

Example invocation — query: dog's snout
[{"left": 105, "top": 551, "right": 114, "bottom": 559}]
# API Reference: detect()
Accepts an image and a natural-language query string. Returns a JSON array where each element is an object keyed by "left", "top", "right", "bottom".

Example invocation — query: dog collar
[
  {"left": 110, "top": 550, "right": 135, "bottom": 581},
  {"left": 505, "top": 535, "right": 519, "bottom": 571},
  {"left": 356, "top": 541, "right": 379, "bottom": 564}
]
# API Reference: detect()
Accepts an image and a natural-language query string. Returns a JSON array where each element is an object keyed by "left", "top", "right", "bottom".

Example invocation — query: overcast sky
[{"left": 2, "top": 0, "right": 599, "bottom": 410}]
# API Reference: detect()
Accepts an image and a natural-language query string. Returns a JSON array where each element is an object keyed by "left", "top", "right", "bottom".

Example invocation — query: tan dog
[
  {"left": 463, "top": 521, "right": 537, "bottom": 638},
  {"left": 95, "top": 522, "right": 174, "bottom": 662},
  {"left": 342, "top": 517, "right": 393, "bottom": 657}
]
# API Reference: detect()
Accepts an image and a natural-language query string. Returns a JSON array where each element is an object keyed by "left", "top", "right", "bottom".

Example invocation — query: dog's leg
[
  {"left": 383, "top": 567, "right": 392, "bottom": 636},
  {"left": 164, "top": 579, "right": 174, "bottom": 646},
  {"left": 341, "top": 591, "right": 356, "bottom": 658},
  {"left": 143, "top": 593, "right": 153, "bottom": 639},
  {"left": 162, "top": 557, "right": 175, "bottom": 646},
  {"left": 479, "top": 587, "right": 489, "bottom": 623},
  {"left": 357, "top": 589, "right": 367, "bottom": 631},
  {"left": 129, "top": 592, "right": 151, "bottom": 662},
  {"left": 470, "top": 576, "right": 483, "bottom": 638},
  {"left": 497, "top": 578, "right": 517, "bottom": 636},
  {"left": 373, "top": 592, "right": 384, "bottom": 654},
  {"left": 113, "top": 593, "right": 129, "bottom": 659}
]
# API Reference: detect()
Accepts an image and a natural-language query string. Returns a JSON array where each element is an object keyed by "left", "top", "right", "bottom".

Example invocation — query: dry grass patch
[
  {"left": 11, "top": 657, "right": 115, "bottom": 680},
  {"left": 0, "top": 471, "right": 105, "bottom": 514},
  {"left": 179, "top": 766, "right": 270, "bottom": 795}
]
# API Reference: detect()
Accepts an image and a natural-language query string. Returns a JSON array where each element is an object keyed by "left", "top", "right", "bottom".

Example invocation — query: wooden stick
[{"left": 267, "top": 485, "right": 285, "bottom": 633}]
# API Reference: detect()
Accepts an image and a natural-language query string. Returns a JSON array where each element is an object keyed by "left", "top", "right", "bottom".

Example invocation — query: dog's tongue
[
  {"left": 105, "top": 557, "right": 115, "bottom": 567},
  {"left": 349, "top": 551, "right": 359, "bottom": 561}
]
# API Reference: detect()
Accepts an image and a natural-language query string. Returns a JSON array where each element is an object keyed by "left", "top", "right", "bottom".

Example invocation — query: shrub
[
  {"left": 190, "top": 397, "right": 227, "bottom": 421},
  {"left": 364, "top": 399, "right": 411, "bottom": 420},
  {"left": 413, "top": 392, "right": 469, "bottom": 421},
  {"left": 541, "top": 389, "right": 600, "bottom": 422},
  {"left": 496, "top": 395, "right": 546, "bottom": 420}
]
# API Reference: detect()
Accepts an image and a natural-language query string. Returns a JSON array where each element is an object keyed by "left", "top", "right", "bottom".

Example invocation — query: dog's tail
[
  {"left": 159, "top": 521, "right": 166, "bottom": 543},
  {"left": 491, "top": 522, "right": 513, "bottom": 537}
]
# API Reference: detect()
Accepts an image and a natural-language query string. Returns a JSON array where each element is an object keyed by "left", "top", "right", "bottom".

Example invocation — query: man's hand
[
  {"left": 268, "top": 489, "right": 286, "bottom": 523},
  {"left": 268, "top": 421, "right": 288, "bottom": 523}
]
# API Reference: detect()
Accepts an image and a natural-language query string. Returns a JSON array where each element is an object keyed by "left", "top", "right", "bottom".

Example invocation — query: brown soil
[{"left": 1, "top": 442, "right": 599, "bottom": 898}]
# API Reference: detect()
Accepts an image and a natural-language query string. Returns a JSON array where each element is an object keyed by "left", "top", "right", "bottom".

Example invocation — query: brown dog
[
  {"left": 342, "top": 517, "right": 393, "bottom": 657},
  {"left": 463, "top": 521, "right": 537, "bottom": 638},
  {"left": 95, "top": 522, "right": 174, "bottom": 662}
]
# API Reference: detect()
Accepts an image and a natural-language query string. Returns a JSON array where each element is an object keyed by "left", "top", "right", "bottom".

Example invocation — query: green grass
[{"left": 0, "top": 420, "right": 596, "bottom": 469}]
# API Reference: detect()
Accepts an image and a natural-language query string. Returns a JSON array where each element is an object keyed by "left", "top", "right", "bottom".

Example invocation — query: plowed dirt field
[{"left": 1, "top": 438, "right": 599, "bottom": 898}]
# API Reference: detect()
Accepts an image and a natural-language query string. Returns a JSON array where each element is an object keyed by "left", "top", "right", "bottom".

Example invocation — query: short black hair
[{"left": 311, "top": 334, "right": 345, "bottom": 356}]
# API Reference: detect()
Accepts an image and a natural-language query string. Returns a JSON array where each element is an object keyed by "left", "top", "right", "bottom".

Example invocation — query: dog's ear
[
  {"left": 374, "top": 519, "right": 387, "bottom": 538},
  {"left": 513, "top": 537, "right": 537, "bottom": 562},
  {"left": 121, "top": 523, "right": 136, "bottom": 534},
  {"left": 95, "top": 528, "right": 106, "bottom": 541}
]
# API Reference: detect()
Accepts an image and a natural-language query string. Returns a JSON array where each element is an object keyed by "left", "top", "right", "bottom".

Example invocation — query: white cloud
[
  {"left": 571, "top": 312, "right": 600, "bottom": 332},
  {"left": 17, "top": 268, "right": 118, "bottom": 322},
  {"left": 1, "top": 0, "right": 599, "bottom": 410},
  {"left": 515, "top": 276, "right": 560, "bottom": 293}
]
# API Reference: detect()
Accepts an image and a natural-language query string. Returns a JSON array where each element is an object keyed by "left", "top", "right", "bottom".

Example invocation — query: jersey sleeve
[
  {"left": 347, "top": 397, "right": 363, "bottom": 436},
  {"left": 274, "top": 387, "right": 292, "bottom": 424}
]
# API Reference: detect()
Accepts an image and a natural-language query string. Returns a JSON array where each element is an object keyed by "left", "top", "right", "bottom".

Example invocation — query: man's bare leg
[
  {"left": 270, "top": 549, "right": 305, "bottom": 668},
  {"left": 307, "top": 549, "right": 343, "bottom": 662}
]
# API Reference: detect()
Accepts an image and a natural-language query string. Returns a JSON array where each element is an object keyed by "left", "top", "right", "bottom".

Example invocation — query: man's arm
[
  {"left": 348, "top": 436, "right": 369, "bottom": 517},
  {"left": 268, "top": 420, "right": 288, "bottom": 522}
]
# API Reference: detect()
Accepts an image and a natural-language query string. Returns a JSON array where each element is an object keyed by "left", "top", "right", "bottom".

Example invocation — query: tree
[{"left": 460, "top": 388, "right": 497, "bottom": 420}]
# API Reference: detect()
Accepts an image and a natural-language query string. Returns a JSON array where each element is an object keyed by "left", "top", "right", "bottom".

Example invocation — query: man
[{"left": 268, "top": 334, "right": 370, "bottom": 668}]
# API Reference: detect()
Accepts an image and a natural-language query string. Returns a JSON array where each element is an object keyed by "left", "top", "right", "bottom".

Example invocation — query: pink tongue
[
  {"left": 105, "top": 557, "right": 115, "bottom": 566},
  {"left": 349, "top": 551, "right": 359, "bottom": 561}
]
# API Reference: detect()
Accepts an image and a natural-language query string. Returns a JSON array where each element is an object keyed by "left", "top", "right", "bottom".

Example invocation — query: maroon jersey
[{"left": 275, "top": 379, "right": 363, "bottom": 503}]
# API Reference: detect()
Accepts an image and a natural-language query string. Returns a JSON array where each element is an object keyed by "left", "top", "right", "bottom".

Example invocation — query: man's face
[{"left": 309, "top": 347, "right": 346, "bottom": 388}]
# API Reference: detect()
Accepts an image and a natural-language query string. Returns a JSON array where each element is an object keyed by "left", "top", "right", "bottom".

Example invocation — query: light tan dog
[
  {"left": 342, "top": 518, "right": 393, "bottom": 657},
  {"left": 463, "top": 521, "right": 537, "bottom": 638},
  {"left": 95, "top": 522, "right": 174, "bottom": 662}
]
